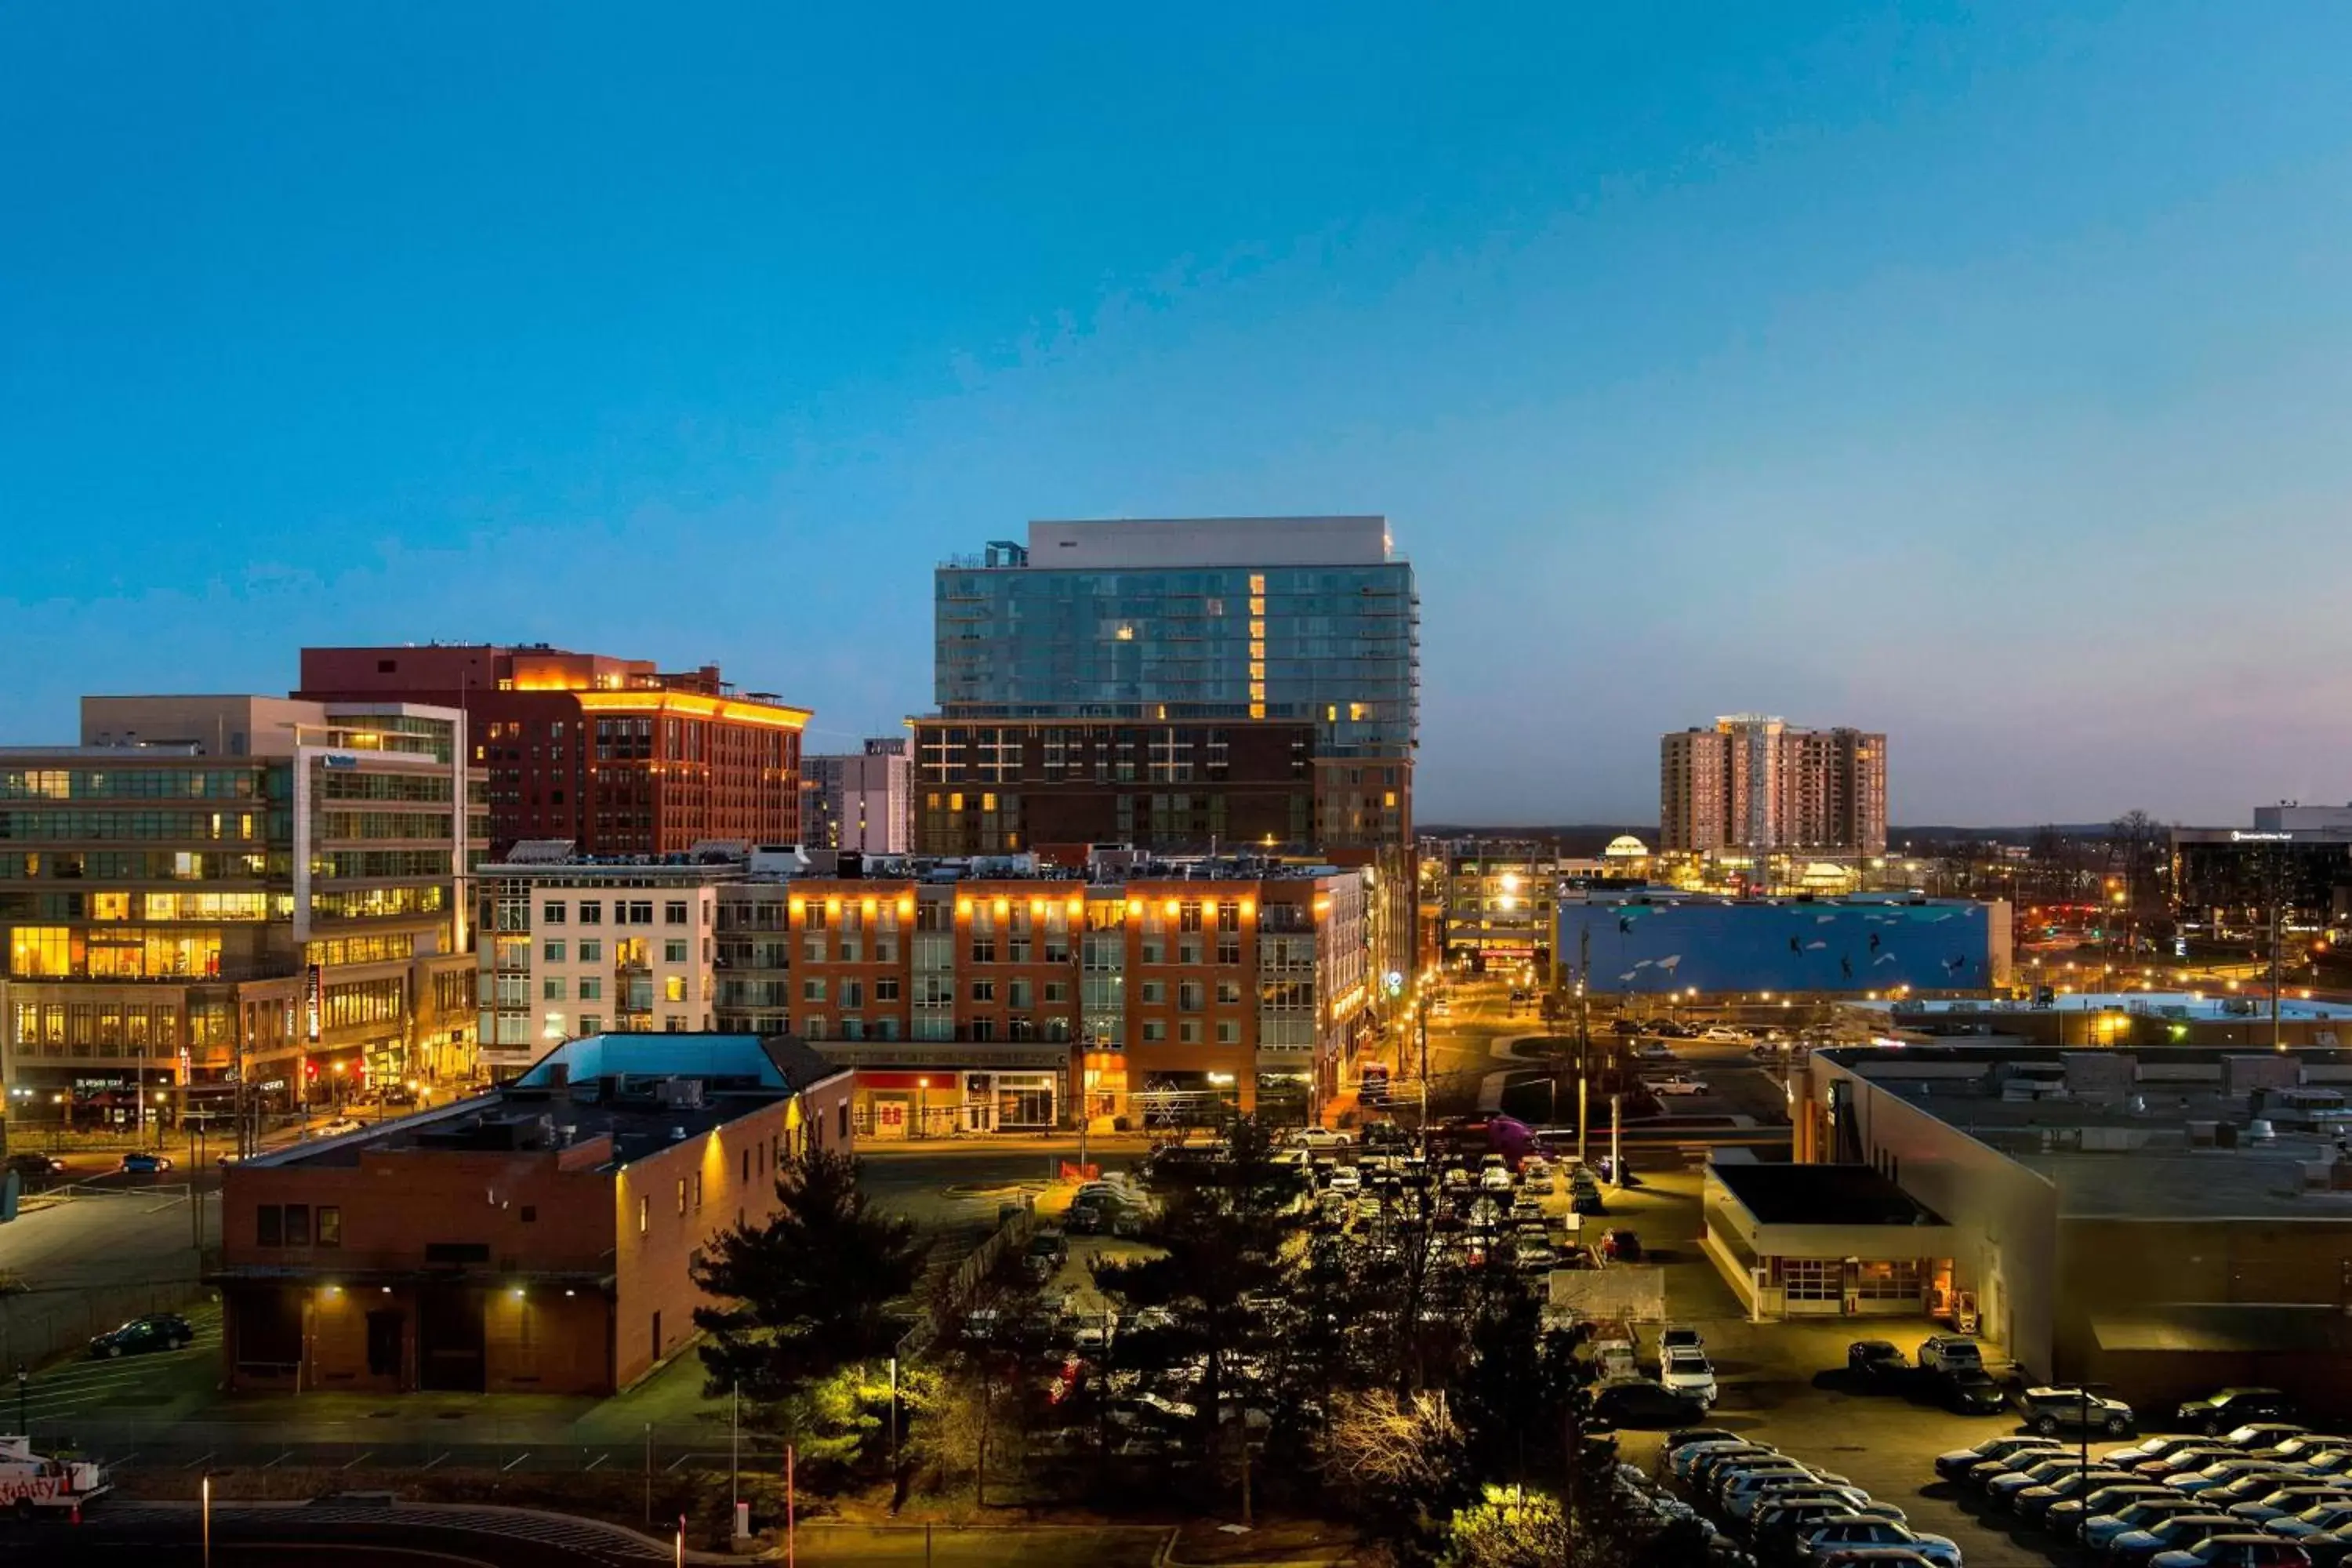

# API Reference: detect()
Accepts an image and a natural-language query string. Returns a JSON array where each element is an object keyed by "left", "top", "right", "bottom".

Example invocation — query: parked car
[
  {"left": 2017, "top": 1468, "right": 2144, "bottom": 1527},
  {"left": 2047, "top": 1483, "right": 2187, "bottom": 1539},
  {"left": 1660, "top": 1324, "right": 1704, "bottom": 1355},
  {"left": 1660, "top": 1347, "right": 1719, "bottom": 1408},
  {"left": 2172, "top": 1461, "right": 2310, "bottom": 1499},
  {"left": 2106, "top": 1513, "right": 2248, "bottom": 1567},
  {"left": 2016, "top": 1385, "right": 2137, "bottom": 1436},
  {"left": 1915, "top": 1334, "right": 1984, "bottom": 1374},
  {"left": 1988, "top": 1455, "right": 2097, "bottom": 1510},
  {"left": 2145, "top": 1534, "right": 2315, "bottom": 1567},
  {"left": 1846, "top": 1339, "right": 1910, "bottom": 1388},
  {"left": 1480, "top": 1163, "right": 1515, "bottom": 1193},
  {"left": 2268, "top": 1501, "right": 2352, "bottom": 1541},
  {"left": 2223, "top": 1485, "right": 2352, "bottom": 1526},
  {"left": 1592, "top": 1379, "right": 1708, "bottom": 1428},
  {"left": 1646, "top": 1075, "right": 1709, "bottom": 1097},
  {"left": 2082, "top": 1496, "right": 2207, "bottom": 1554},
  {"left": 2223, "top": 1425, "right": 2315, "bottom": 1452},
  {"left": 1610, "top": 1018, "right": 1644, "bottom": 1036},
  {"left": 1700, "top": 1026, "right": 1746, "bottom": 1044},
  {"left": 1326, "top": 1165, "right": 1363, "bottom": 1195},
  {"left": 1022, "top": 1232, "right": 1069, "bottom": 1280},
  {"left": 1933, "top": 1434, "right": 2063, "bottom": 1484},
  {"left": 1293, "top": 1127, "right": 1354, "bottom": 1150},
  {"left": 1599, "top": 1227, "right": 1642, "bottom": 1261},
  {"left": 118, "top": 1151, "right": 172, "bottom": 1174},
  {"left": 89, "top": 1312, "right": 194, "bottom": 1358},
  {"left": 2178, "top": 1389, "right": 2299, "bottom": 1435},
  {"left": 1937, "top": 1368, "right": 2009, "bottom": 1416},
  {"left": 317, "top": 1116, "right": 365, "bottom": 1138},
  {"left": 1793, "top": 1518, "right": 1963, "bottom": 1568},
  {"left": 1634, "top": 1042, "right": 1678, "bottom": 1062},
  {"left": 1661, "top": 1427, "right": 1743, "bottom": 1457}
]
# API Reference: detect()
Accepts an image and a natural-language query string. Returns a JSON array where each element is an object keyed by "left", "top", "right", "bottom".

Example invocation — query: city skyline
[{"left": 9, "top": 5, "right": 2352, "bottom": 825}]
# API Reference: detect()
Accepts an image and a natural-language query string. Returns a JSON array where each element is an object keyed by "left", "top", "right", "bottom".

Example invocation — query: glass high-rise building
[
  {"left": 916, "top": 516, "right": 1419, "bottom": 997},
  {"left": 934, "top": 516, "right": 1417, "bottom": 759}
]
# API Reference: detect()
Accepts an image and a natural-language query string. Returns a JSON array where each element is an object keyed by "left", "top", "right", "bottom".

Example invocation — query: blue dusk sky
[{"left": 5, "top": 2, "right": 2352, "bottom": 827}]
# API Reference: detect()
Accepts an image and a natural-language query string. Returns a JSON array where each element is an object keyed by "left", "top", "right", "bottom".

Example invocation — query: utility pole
[
  {"left": 1417, "top": 1004, "right": 1430, "bottom": 1158},
  {"left": 2271, "top": 891, "right": 2285, "bottom": 1054},
  {"left": 1575, "top": 927, "right": 1592, "bottom": 1165}
]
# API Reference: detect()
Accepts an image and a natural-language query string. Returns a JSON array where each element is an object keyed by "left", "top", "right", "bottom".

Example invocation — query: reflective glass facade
[{"left": 935, "top": 562, "right": 1418, "bottom": 760}]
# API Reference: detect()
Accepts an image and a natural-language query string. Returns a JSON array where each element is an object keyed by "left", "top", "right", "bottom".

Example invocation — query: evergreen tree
[{"left": 690, "top": 1146, "right": 928, "bottom": 1403}]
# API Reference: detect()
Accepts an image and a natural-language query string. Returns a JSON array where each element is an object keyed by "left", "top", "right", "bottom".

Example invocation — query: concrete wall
[{"left": 1804, "top": 1057, "right": 2061, "bottom": 1374}]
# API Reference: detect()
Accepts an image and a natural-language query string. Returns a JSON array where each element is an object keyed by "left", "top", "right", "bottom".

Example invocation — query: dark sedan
[{"left": 89, "top": 1312, "right": 195, "bottom": 1359}]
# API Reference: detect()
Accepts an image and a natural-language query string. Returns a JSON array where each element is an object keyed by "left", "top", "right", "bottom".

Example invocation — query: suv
[
  {"left": 1934, "top": 1434, "right": 2064, "bottom": 1484},
  {"left": 2177, "top": 1389, "right": 2297, "bottom": 1435},
  {"left": 2146, "top": 1536, "right": 2318, "bottom": 1567},
  {"left": 1916, "top": 1334, "right": 1984, "bottom": 1374},
  {"left": 1795, "top": 1519, "right": 1962, "bottom": 1568},
  {"left": 1846, "top": 1339, "right": 1909, "bottom": 1388},
  {"left": 1939, "top": 1367, "right": 2009, "bottom": 1416},
  {"left": 2016, "top": 1385, "right": 2136, "bottom": 1436},
  {"left": 1660, "top": 1347, "right": 1719, "bottom": 1408}
]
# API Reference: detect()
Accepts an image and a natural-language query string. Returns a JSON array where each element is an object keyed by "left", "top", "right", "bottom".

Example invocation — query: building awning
[{"left": 2093, "top": 1304, "right": 2352, "bottom": 1356}]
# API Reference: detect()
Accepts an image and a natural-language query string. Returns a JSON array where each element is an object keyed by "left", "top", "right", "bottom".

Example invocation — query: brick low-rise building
[
  {"left": 757, "top": 856, "right": 1372, "bottom": 1131},
  {"left": 214, "top": 1033, "right": 854, "bottom": 1396}
]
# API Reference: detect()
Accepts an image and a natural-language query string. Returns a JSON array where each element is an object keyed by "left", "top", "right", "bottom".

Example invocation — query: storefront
[
  {"left": 839, "top": 1060, "right": 1068, "bottom": 1138},
  {"left": 1700, "top": 1156, "right": 1955, "bottom": 1321}
]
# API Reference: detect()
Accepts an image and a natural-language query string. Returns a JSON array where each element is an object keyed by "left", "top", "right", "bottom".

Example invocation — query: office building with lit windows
[
  {"left": 0, "top": 695, "right": 485, "bottom": 1141},
  {"left": 297, "top": 644, "right": 811, "bottom": 856},
  {"left": 916, "top": 517, "right": 1417, "bottom": 989}
]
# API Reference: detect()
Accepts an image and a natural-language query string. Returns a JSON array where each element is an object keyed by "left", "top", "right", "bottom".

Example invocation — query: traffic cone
[{"left": 70, "top": 1497, "right": 81, "bottom": 1525}]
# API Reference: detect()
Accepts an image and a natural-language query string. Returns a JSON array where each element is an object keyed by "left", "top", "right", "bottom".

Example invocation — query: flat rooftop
[
  {"left": 250, "top": 1033, "right": 839, "bottom": 1173},
  {"left": 1711, "top": 1160, "right": 1947, "bottom": 1226},
  {"left": 1830, "top": 1045, "right": 2352, "bottom": 1220},
  {"left": 1892, "top": 991, "right": 2352, "bottom": 1023}
]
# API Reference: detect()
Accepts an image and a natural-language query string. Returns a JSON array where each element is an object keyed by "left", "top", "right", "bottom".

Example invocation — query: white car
[
  {"left": 1634, "top": 1042, "right": 1678, "bottom": 1061},
  {"left": 1325, "top": 1165, "right": 1362, "bottom": 1194},
  {"left": 1700, "top": 1026, "right": 1746, "bottom": 1044},
  {"left": 1646, "top": 1076, "right": 1708, "bottom": 1097},
  {"left": 1293, "top": 1127, "right": 1354, "bottom": 1150},
  {"left": 1660, "top": 1346, "right": 1718, "bottom": 1408},
  {"left": 1479, "top": 1163, "right": 1515, "bottom": 1192}
]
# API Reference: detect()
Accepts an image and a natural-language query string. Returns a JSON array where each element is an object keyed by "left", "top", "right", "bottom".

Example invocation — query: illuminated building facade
[
  {"left": 920, "top": 518, "right": 1417, "bottom": 987},
  {"left": 0, "top": 695, "right": 485, "bottom": 1138},
  {"left": 1661, "top": 716, "right": 1888, "bottom": 858},
  {"left": 297, "top": 645, "right": 810, "bottom": 855}
]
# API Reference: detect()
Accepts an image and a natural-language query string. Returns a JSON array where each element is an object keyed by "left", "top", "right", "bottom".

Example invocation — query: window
[
  {"left": 1008, "top": 978, "right": 1031, "bottom": 1009},
  {"left": 579, "top": 900, "right": 603, "bottom": 924},
  {"left": 1776, "top": 1258, "right": 1838, "bottom": 1302},
  {"left": 664, "top": 940, "right": 688, "bottom": 964},
  {"left": 1141, "top": 1020, "right": 1167, "bottom": 1042},
  {"left": 579, "top": 977, "right": 603, "bottom": 1000},
  {"left": 1140, "top": 980, "right": 1165, "bottom": 1004},
  {"left": 543, "top": 939, "right": 566, "bottom": 963},
  {"left": 665, "top": 900, "right": 688, "bottom": 925},
  {"left": 1217, "top": 1020, "right": 1241, "bottom": 1044},
  {"left": 639, "top": 1196, "right": 649, "bottom": 1234},
  {"left": 580, "top": 1014, "right": 603, "bottom": 1033},
  {"left": 256, "top": 1206, "right": 283, "bottom": 1247},
  {"left": 284, "top": 1204, "right": 311, "bottom": 1247},
  {"left": 970, "top": 979, "right": 995, "bottom": 1004},
  {"left": 1217, "top": 935, "right": 1241, "bottom": 964},
  {"left": 1216, "top": 980, "right": 1242, "bottom": 1005},
  {"left": 676, "top": 1178, "right": 688, "bottom": 1216},
  {"left": 543, "top": 976, "right": 565, "bottom": 1000},
  {"left": 1178, "top": 937, "right": 1203, "bottom": 966},
  {"left": 318, "top": 1206, "right": 342, "bottom": 1247},
  {"left": 874, "top": 976, "right": 901, "bottom": 1003},
  {"left": 802, "top": 978, "right": 826, "bottom": 1003},
  {"left": 628, "top": 900, "right": 653, "bottom": 925},
  {"left": 663, "top": 975, "right": 685, "bottom": 1003},
  {"left": 579, "top": 939, "right": 603, "bottom": 963},
  {"left": 543, "top": 901, "right": 566, "bottom": 925},
  {"left": 1044, "top": 980, "right": 1068, "bottom": 1004},
  {"left": 1178, "top": 981, "right": 1203, "bottom": 1011},
  {"left": 840, "top": 979, "right": 862, "bottom": 1008},
  {"left": 1178, "top": 1020, "right": 1202, "bottom": 1044}
]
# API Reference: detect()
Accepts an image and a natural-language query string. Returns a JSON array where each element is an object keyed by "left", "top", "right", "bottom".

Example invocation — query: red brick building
[
  {"left": 297, "top": 645, "right": 811, "bottom": 855},
  {"left": 759, "top": 862, "right": 1372, "bottom": 1131},
  {"left": 213, "top": 1033, "right": 854, "bottom": 1396}
]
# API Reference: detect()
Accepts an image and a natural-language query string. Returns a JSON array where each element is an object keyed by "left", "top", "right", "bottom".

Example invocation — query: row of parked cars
[
  {"left": 1933, "top": 1393, "right": 2351, "bottom": 1565},
  {"left": 1664, "top": 1426, "right": 1964, "bottom": 1566}
]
